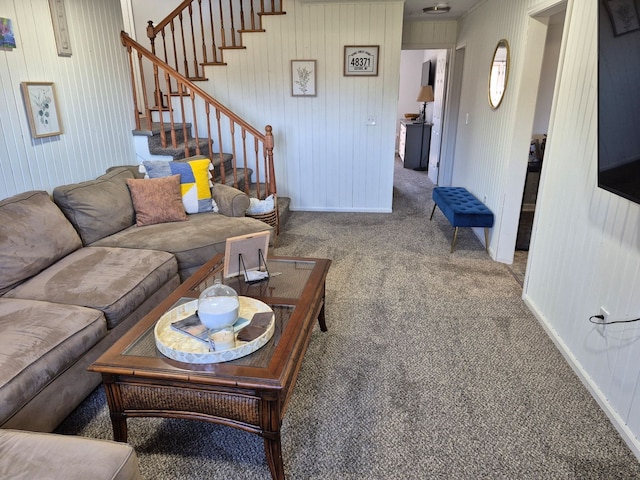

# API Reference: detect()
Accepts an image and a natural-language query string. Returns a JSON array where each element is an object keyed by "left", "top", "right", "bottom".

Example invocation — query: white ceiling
[
  {"left": 403, "top": 0, "right": 485, "bottom": 21},
  {"left": 299, "top": 0, "right": 486, "bottom": 22}
]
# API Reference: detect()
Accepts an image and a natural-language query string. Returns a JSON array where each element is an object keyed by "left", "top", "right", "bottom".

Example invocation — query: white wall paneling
[
  {"left": 452, "top": 0, "right": 640, "bottom": 459},
  {"left": 131, "top": 0, "right": 405, "bottom": 212},
  {"left": 524, "top": 0, "right": 640, "bottom": 457},
  {"left": 0, "top": 0, "right": 136, "bottom": 199}
]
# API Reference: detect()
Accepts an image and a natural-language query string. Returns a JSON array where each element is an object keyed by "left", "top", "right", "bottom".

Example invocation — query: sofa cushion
[
  {"left": 126, "top": 175, "right": 188, "bottom": 227},
  {"left": 0, "top": 298, "right": 105, "bottom": 427},
  {"left": 90, "top": 213, "right": 272, "bottom": 280},
  {"left": 53, "top": 168, "right": 136, "bottom": 245},
  {"left": 3, "top": 246, "right": 178, "bottom": 329},
  {"left": 0, "top": 191, "right": 82, "bottom": 295},
  {"left": 0, "top": 429, "right": 142, "bottom": 480},
  {"left": 143, "top": 158, "right": 216, "bottom": 213}
]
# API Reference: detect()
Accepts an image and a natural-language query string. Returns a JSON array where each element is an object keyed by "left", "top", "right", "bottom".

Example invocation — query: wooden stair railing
[
  {"left": 121, "top": 31, "right": 277, "bottom": 225},
  {"left": 146, "top": 0, "right": 284, "bottom": 98}
]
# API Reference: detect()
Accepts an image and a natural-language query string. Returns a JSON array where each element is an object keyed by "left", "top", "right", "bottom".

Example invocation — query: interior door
[{"left": 428, "top": 51, "right": 448, "bottom": 184}]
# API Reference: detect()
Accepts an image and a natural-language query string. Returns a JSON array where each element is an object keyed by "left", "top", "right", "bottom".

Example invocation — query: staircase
[{"left": 124, "top": 0, "right": 290, "bottom": 232}]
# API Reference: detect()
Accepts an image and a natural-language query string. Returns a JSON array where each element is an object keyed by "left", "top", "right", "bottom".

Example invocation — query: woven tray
[{"left": 154, "top": 297, "right": 274, "bottom": 364}]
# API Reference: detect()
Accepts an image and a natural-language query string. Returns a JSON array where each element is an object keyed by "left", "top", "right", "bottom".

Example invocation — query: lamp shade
[{"left": 417, "top": 85, "right": 435, "bottom": 103}]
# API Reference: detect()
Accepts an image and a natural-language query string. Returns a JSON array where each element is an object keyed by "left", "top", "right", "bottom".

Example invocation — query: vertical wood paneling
[
  {"left": 521, "top": 0, "right": 640, "bottom": 454},
  {"left": 0, "top": 0, "right": 136, "bottom": 200},
  {"left": 443, "top": 0, "right": 640, "bottom": 455},
  {"left": 149, "top": 0, "right": 404, "bottom": 212},
  {"left": 402, "top": 20, "right": 458, "bottom": 48}
]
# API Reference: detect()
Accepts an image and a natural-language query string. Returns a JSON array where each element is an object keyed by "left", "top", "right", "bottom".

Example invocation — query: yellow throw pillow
[{"left": 142, "top": 159, "right": 214, "bottom": 214}]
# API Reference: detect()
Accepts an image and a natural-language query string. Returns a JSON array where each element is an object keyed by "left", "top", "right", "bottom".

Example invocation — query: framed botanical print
[
  {"left": 291, "top": 60, "right": 316, "bottom": 96},
  {"left": 21, "top": 82, "right": 63, "bottom": 138}
]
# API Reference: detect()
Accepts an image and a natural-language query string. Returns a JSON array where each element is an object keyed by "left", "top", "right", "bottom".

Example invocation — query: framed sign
[
  {"left": 291, "top": 60, "right": 316, "bottom": 96},
  {"left": 21, "top": 82, "right": 63, "bottom": 138},
  {"left": 344, "top": 45, "right": 379, "bottom": 76}
]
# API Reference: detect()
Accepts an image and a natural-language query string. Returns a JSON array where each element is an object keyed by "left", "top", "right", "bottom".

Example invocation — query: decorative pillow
[
  {"left": 126, "top": 175, "right": 188, "bottom": 226},
  {"left": 142, "top": 159, "right": 214, "bottom": 214}
]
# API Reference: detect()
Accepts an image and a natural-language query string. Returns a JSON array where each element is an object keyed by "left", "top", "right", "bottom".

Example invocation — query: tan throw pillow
[{"left": 126, "top": 175, "right": 188, "bottom": 226}]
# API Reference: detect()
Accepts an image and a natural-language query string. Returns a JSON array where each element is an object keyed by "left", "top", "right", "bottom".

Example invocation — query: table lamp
[{"left": 415, "top": 85, "right": 434, "bottom": 172}]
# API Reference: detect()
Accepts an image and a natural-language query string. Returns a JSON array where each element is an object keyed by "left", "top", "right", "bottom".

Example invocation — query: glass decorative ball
[{"left": 197, "top": 279, "right": 239, "bottom": 330}]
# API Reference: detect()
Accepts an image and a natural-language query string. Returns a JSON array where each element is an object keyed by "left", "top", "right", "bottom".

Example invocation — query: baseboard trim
[
  {"left": 289, "top": 207, "right": 392, "bottom": 213},
  {"left": 522, "top": 294, "right": 640, "bottom": 462}
]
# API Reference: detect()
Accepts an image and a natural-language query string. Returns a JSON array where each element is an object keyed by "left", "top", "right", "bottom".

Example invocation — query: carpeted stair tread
[{"left": 146, "top": 136, "right": 212, "bottom": 161}]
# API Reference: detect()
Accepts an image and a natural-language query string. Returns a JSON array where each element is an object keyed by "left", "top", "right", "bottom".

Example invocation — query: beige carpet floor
[{"left": 55, "top": 157, "right": 640, "bottom": 479}]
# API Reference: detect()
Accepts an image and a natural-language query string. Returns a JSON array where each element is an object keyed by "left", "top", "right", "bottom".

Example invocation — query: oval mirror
[{"left": 488, "top": 39, "right": 510, "bottom": 109}]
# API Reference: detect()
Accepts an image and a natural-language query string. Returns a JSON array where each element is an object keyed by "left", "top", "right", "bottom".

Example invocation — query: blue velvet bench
[{"left": 430, "top": 187, "right": 494, "bottom": 253}]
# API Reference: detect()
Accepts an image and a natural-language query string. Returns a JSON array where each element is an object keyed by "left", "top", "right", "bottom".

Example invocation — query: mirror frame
[{"left": 488, "top": 39, "right": 510, "bottom": 109}]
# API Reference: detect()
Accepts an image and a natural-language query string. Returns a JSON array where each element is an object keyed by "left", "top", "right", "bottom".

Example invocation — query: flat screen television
[
  {"left": 421, "top": 60, "right": 433, "bottom": 86},
  {"left": 598, "top": 1, "right": 640, "bottom": 205}
]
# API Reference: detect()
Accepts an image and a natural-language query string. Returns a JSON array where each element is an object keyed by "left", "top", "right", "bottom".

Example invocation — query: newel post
[{"left": 265, "top": 125, "right": 276, "bottom": 197}]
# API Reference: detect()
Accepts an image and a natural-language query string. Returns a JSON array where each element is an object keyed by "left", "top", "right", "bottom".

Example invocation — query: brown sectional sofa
[
  {"left": 0, "top": 164, "right": 271, "bottom": 476},
  {"left": 0, "top": 429, "right": 142, "bottom": 479}
]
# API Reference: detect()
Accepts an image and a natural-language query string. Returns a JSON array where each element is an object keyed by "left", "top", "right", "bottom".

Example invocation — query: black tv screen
[
  {"left": 598, "top": 1, "right": 640, "bottom": 205},
  {"left": 421, "top": 60, "right": 433, "bottom": 86}
]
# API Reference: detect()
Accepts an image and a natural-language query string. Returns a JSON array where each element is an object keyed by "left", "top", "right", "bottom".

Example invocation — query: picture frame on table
[
  {"left": 604, "top": 0, "right": 640, "bottom": 36},
  {"left": 291, "top": 60, "right": 316, "bottom": 96},
  {"left": 21, "top": 82, "right": 63, "bottom": 138},
  {"left": 223, "top": 230, "right": 271, "bottom": 279},
  {"left": 344, "top": 45, "right": 379, "bottom": 76}
]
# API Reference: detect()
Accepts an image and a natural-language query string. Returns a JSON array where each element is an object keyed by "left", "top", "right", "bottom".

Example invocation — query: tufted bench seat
[{"left": 430, "top": 187, "right": 494, "bottom": 253}]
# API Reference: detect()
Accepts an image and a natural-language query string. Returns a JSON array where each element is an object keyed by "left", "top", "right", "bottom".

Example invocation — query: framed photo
[
  {"left": 223, "top": 230, "right": 271, "bottom": 278},
  {"left": 604, "top": 0, "right": 640, "bottom": 36},
  {"left": 49, "top": 0, "right": 72, "bottom": 56},
  {"left": 21, "top": 82, "right": 63, "bottom": 138},
  {"left": 344, "top": 45, "right": 379, "bottom": 76},
  {"left": 291, "top": 60, "right": 316, "bottom": 96}
]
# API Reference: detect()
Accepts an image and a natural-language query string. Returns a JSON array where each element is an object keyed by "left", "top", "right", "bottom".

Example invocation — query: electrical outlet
[
  {"left": 366, "top": 115, "right": 376, "bottom": 126},
  {"left": 600, "top": 306, "right": 610, "bottom": 323}
]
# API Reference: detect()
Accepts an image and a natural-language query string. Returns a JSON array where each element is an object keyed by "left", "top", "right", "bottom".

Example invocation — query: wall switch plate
[{"left": 366, "top": 115, "right": 376, "bottom": 126}]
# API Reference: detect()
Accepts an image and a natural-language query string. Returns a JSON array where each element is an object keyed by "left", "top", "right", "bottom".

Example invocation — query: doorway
[
  {"left": 516, "top": 9, "right": 566, "bottom": 253},
  {"left": 509, "top": 4, "right": 567, "bottom": 285},
  {"left": 396, "top": 49, "right": 448, "bottom": 179}
]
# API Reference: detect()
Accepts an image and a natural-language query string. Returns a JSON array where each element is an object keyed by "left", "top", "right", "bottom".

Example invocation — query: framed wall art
[
  {"left": 21, "top": 82, "right": 63, "bottom": 138},
  {"left": 604, "top": 0, "right": 640, "bottom": 36},
  {"left": 344, "top": 45, "right": 379, "bottom": 76},
  {"left": 291, "top": 60, "right": 316, "bottom": 96},
  {"left": 0, "top": 18, "right": 17, "bottom": 49}
]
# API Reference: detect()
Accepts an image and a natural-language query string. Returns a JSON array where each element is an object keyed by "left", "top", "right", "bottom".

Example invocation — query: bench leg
[
  {"left": 430, "top": 204, "right": 437, "bottom": 221},
  {"left": 484, "top": 228, "right": 490, "bottom": 254},
  {"left": 451, "top": 227, "right": 459, "bottom": 253}
]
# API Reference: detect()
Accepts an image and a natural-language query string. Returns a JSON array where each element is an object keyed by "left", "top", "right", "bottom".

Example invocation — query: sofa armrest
[{"left": 212, "top": 184, "right": 250, "bottom": 217}]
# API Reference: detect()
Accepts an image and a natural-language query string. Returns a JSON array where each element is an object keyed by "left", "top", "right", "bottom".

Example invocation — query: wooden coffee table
[{"left": 89, "top": 254, "right": 331, "bottom": 480}]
